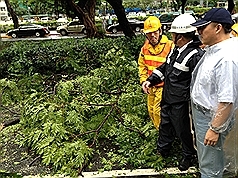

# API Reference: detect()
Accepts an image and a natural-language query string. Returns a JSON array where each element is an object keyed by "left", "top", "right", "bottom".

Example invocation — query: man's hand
[
  {"left": 142, "top": 81, "right": 151, "bottom": 94},
  {"left": 204, "top": 129, "right": 219, "bottom": 146}
]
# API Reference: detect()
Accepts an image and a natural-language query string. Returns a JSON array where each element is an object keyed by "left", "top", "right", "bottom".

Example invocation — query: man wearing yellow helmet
[
  {"left": 138, "top": 16, "right": 174, "bottom": 130},
  {"left": 231, "top": 23, "right": 238, "bottom": 37}
]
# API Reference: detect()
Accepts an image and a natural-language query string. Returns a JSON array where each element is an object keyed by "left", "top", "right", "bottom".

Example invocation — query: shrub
[{"left": 0, "top": 36, "right": 172, "bottom": 177}]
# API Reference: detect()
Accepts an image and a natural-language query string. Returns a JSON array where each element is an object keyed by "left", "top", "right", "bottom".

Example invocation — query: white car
[
  {"left": 232, "top": 13, "right": 238, "bottom": 23},
  {"left": 56, "top": 21, "right": 86, "bottom": 36},
  {"left": 41, "top": 17, "right": 52, "bottom": 22},
  {"left": 57, "top": 17, "right": 68, "bottom": 23}
]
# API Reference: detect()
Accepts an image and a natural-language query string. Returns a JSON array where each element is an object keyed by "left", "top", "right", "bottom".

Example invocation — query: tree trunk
[
  {"left": 64, "top": 0, "right": 99, "bottom": 38},
  {"left": 227, "top": 0, "right": 235, "bottom": 14},
  {"left": 106, "top": 0, "right": 135, "bottom": 38},
  {"left": 4, "top": 0, "right": 19, "bottom": 29},
  {"left": 77, "top": 0, "right": 95, "bottom": 24},
  {"left": 181, "top": 0, "right": 187, "bottom": 14},
  {"left": 54, "top": 0, "right": 59, "bottom": 18},
  {"left": 71, "top": 1, "right": 97, "bottom": 38}
]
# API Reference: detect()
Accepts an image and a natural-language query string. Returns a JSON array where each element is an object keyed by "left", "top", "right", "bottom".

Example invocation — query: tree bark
[
  {"left": 71, "top": 0, "right": 97, "bottom": 38},
  {"left": 85, "top": 0, "right": 96, "bottom": 24},
  {"left": 4, "top": 0, "right": 19, "bottom": 29},
  {"left": 106, "top": 0, "right": 135, "bottom": 38},
  {"left": 59, "top": 0, "right": 135, "bottom": 38},
  {"left": 62, "top": 0, "right": 99, "bottom": 38},
  {"left": 0, "top": 118, "right": 20, "bottom": 131},
  {"left": 227, "top": 0, "right": 235, "bottom": 14},
  {"left": 181, "top": 0, "right": 187, "bottom": 14}
]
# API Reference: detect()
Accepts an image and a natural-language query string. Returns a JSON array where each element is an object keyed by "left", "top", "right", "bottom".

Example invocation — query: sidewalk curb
[
  {"left": 1, "top": 34, "right": 9, "bottom": 38},
  {"left": 23, "top": 167, "right": 199, "bottom": 178}
]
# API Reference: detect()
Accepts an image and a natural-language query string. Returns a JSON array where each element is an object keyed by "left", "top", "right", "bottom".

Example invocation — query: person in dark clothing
[{"left": 142, "top": 14, "right": 205, "bottom": 171}]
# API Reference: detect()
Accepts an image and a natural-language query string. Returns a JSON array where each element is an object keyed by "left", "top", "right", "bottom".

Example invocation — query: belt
[{"left": 193, "top": 102, "right": 211, "bottom": 113}]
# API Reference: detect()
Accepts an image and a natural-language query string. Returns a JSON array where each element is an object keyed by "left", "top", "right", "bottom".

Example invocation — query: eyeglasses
[{"left": 197, "top": 24, "right": 209, "bottom": 32}]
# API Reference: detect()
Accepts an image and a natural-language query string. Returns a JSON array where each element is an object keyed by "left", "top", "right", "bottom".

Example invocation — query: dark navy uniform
[{"left": 147, "top": 36, "right": 204, "bottom": 159}]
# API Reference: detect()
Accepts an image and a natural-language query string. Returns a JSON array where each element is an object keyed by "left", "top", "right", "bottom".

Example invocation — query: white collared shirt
[{"left": 191, "top": 37, "right": 238, "bottom": 112}]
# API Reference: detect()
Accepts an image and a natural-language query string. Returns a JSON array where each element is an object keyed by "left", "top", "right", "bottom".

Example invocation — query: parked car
[
  {"left": 107, "top": 20, "right": 144, "bottom": 33},
  {"left": 56, "top": 17, "right": 68, "bottom": 24},
  {"left": 126, "top": 12, "right": 138, "bottom": 19},
  {"left": 56, "top": 21, "right": 87, "bottom": 36},
  {"left": 6, "top": 24, "right": 50, "bottom": 38},
  {"left": 40, "top": 17, "right": 52, "bottom": 22},
  {"left": 158, "top": 12, "right": 180, "bottom": 32},
  {"left": 232, "top": 13, "right": 238, "bottom": 23}
]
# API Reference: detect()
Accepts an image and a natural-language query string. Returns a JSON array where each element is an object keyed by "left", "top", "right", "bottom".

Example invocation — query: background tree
[
  {"left": 8, "top": 0, "right": 235, "bottom": 38},
  {"left": 27, "top": 0, "right": 54, "bottom": 15},
  {"left": 181, "top": 0, "right": 186, "bottom": 13},
  {"left": 57, "top": 0, "right": 99, "bottom": 38},
  {"left": 57, "top": 0, "right": 135, "bottom": 38},
  {"left": 106, "top": 0, "right": 135, "bottom": 38},
  {"left": 9, "top": 0, "right": 27, "bottom": 17},
  {"left": 5, "top": 0, "right": 18, "bottom": 28},
  {"left": 227, "top": 0, "right": 235, "bottom": 13}
]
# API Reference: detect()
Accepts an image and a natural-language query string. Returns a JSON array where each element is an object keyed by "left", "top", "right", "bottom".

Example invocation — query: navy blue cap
[{"left": 191, "top": 8, "right": 234, "bottom": 27}]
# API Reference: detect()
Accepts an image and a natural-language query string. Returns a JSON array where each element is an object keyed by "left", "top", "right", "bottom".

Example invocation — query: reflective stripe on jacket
[
  {"left": 138, "top": 35, "right": 174, "bottom": 86},
  {"left": 147, "top": 37, "right": 205, "bottom": 104}
]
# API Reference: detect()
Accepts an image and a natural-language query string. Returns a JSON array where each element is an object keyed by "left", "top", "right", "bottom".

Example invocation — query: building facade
[{"left": 0, "top": 0, "right": 9, "bottom": 21}]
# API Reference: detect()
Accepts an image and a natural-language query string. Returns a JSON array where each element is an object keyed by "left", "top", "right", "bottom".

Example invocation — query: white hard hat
[{"left": 169, "top": 13, "right": 197, "bottom": 33}]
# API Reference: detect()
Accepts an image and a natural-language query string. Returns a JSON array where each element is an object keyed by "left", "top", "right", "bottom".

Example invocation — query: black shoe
[
  {"left": 157, "top": 149, "right": 170, "bottom": 158},
  {"left": 178, "top": 156, "right": 197, "bottom": 171}
]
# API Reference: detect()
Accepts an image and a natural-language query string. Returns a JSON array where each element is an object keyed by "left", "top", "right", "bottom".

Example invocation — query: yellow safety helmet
[
  {"left": 142, "top": 16, "right": 162, "bottom": 34},
  {"left": 231, "top": 23, "right": 238, "bottom": 37}
]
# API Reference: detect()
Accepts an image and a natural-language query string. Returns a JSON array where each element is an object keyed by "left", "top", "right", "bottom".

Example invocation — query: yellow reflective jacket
[{"left": 138, "top": 35, "right": 174, "bottom": 87}]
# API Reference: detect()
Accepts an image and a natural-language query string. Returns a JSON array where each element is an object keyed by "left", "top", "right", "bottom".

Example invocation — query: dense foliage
[{"left": 0, "top": 36, "right": 183, "bottom": 177}]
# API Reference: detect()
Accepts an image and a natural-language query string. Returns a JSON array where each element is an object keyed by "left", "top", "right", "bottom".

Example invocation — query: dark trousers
[{"left": 157, "top": 101, "right": 196, "bottom": 158}]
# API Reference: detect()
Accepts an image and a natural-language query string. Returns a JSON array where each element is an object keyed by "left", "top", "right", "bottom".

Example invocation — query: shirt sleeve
[
  {"left": 216, "top": 59, "right": 238, "bottom": 103},
  {"left": 138, "top": 49, "right": 148, "bottom": 84}
]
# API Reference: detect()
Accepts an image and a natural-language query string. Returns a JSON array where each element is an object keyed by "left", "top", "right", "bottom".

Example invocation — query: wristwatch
[{"left": 209, "top": 125, "right": 220, "bottom": 133}]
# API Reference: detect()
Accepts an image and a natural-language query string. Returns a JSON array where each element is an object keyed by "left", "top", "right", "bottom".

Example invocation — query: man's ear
[
  {"left": 159, "top": 29, "right": 163, "bottom": 35},
  {"left": 177, "top": 34, "right": 182, "bottom": 40},
  {"left": 216, "top": 24, "right": 222, "bottom": 33}
]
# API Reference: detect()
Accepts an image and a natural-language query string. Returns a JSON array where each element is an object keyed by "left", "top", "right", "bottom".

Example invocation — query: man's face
[
  {"left": 171, "top": 33, "right": 176, "bottom": 42},
  {"left": 146, "top": 29, "right": 161, "bottom": 46},
  {"left": 197, "top": 22, "right": 220, "bottom": 46},
  {"left": 171, "top": 33, "right": 182, "bottom": 46}
]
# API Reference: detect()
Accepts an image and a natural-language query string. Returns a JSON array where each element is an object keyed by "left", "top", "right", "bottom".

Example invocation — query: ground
[
  {"left": 0, "top": 128, "right": 52, "bottom": 177},
  {"left": 0, "top": 123, "right": 119, "bottom": 177},
  {"left": 0, "top": 125, "right": 200, "bottom": 178},
  {"left": 0, "top": 116, "right": 200, "bottom": 178}
]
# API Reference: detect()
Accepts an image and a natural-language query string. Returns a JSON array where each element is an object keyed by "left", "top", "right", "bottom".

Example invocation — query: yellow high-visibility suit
[
  {"left": 138, "top": 35, "right": 174, "bottom": 130},
  {"left": 231, "top": 23, "right": 238, "bottom": 37}
]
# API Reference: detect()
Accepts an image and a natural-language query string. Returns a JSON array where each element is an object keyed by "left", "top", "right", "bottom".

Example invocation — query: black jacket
[{"left": 147, "top": 36, "right": 205, "bottom": 104}]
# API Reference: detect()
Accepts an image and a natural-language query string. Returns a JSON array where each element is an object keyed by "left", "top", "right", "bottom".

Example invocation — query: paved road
[
  {"left": 0, "top": 30, "right": 86, "bottom": 41},
  {"left": 0, "top": 30, "right": 142, "bottom": 42}
]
